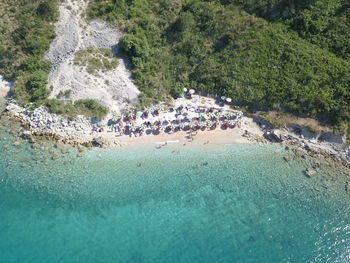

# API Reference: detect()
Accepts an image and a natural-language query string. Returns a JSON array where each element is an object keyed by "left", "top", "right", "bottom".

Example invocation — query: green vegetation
[
  {"left": 0, "top": 0, "right": 59, "bottom": 106},
  {"left": 88, "top": 0, "right": 350, "bottom": 139},
  {"left": 0, "top": 1, "right": 108, "bottom": 119},
  {"left": 73, "top": 47, "right": 119, "bottom": 75},
  {"left": 45, "top": 99, "right": 108, "bottom": 119},
  {"left": 56, "top": 89, "right": 72, "bottom": 99},
  {"left": 1, "top": 0, "right": 349, "bottom": 135}
]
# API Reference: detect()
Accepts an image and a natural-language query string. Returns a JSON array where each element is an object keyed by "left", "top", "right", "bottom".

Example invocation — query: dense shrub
[
  {"left": 0, "top": 0, "right": 59, "bottom": 105},
  {"left": 46, "top": 99, "right": 108, "bottom": 119},
  {"left": 73, "top": 47, "right": 119, "bottom": 75},
  {"left": 88, "top": 0, "right": 350, "bottom": 135}
]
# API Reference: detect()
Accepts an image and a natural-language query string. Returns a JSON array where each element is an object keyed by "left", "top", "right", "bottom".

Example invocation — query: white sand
[{"left": 85, "top": 115, "right": 264, "bottom": 149}]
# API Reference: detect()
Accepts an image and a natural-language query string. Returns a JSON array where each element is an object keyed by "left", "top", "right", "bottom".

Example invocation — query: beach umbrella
[
  {"left": 177, "top": 115, "right": 184, "bottom": 120},
  {"left": 189, "top": 89, "right": 195, "bottom": 95},
  {"left": 149, "top": 116, "right": 157, "bottom": 123},
  {"left": 183, "top": 88, "right": 188, "bottom": 92},
  {"left": 226, "top": 98, "right": 232, "bottom": 103},
  {"left": 181, "top": 108, "right": 188, "bottom": 114}
]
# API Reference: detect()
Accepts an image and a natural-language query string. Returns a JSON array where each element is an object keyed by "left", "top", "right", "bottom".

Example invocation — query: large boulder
[
  {"left": 0, "top": 97, "right": 5, "bottom": 113},
  {"left": 263, "top": 130, "right": 282, "bottom": 142},
  {"left": 318, "top": 132, "right": 345, "bottom": 145},
  {"left": 91, "top": 137, "right": 106, "bottom": 148},
  {"left": 304, "top": 168, "right": 316, "bottom": 177},
  {"left": 346, "top": 182, "right": 350, "bottom": 192},
  {"left": 0, "top": 75, "right": 12, "bottom": 98},
  {"left": 287, "top": 124, "right": 318, "bottom": 140}
]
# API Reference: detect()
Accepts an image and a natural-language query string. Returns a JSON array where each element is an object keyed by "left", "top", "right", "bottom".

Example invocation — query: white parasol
[
  {"left": 189, "top": 89, "right": 195, "bottom": 95},
  {"left": 226, "top": 98, "right": 232, "bottom": 103},
  {"left": 183, "top": 88, "right": 188, "bottom": 92}
]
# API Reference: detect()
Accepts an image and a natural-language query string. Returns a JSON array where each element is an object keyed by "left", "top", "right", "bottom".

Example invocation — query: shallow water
[{"left": 0, "top": 126, "right": 349, "bottom": 263}]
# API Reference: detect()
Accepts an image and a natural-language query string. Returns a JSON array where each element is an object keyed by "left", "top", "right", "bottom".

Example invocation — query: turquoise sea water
[{"left": 0, "top": 125, "right": 349, "bottom": 263}]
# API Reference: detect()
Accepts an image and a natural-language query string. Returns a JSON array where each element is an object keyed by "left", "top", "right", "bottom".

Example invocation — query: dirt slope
[{"left": 45, "top": 0, "right": 140, "bottom": 116}]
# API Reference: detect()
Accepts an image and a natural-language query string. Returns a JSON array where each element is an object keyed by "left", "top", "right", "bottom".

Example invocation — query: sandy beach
[{"left": 91, "top": 116, "right": 263, "bottom": 149}]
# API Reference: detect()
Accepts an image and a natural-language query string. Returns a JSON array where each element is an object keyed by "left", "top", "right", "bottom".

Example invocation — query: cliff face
[
  {"left": 45, "top": 0, "right": 140, "bottom": 116},
  {"left": 0, "top": 75, "right": 12, "bottom": 98}
]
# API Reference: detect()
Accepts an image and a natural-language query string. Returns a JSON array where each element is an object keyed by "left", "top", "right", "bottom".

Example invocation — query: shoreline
[{"left": 1, "top": 98, "right": 349, "bottom": 170}]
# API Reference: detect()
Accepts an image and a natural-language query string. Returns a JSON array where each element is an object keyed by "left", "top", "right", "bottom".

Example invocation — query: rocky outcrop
[
  {"left": 0, "top": 75, "right": 13, "bottom": 113},
  {"left": 305, "top": 168, "right": 316, "bottom": 177},
  {"left": 91, "top": 137, "right": 107, "bottom": 148},
  {"left": 263, "top": 130, "right": 283, "bottom": 142},
  {"left": 0, "top": 75, "right": 13, "bottom": 98},
  {"left": 287, "top": 124, "right": 318, "bottom": 140},
  {"left": 346, "top": 182, "right": 350, "bottom": 192},
  {"left": 4, "top": 100, "right": 104, "bottom": 146},
  {"left": 242, "top": 130, "right": 267, "bottom": 143},
  {"left": 250, "top": 118, "right": 349, "bottom": 167},
  {"left": 45, "top": 0, "right": 140, "bottom": 116},
  {"left": 318, "top": 132, "right": 345, "bottom": 145}
]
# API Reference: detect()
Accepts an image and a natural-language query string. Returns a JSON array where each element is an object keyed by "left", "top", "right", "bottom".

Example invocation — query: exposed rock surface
[
  {"left": 5, "top": 100, "right": 101, "bottom": 146},
  {"left": 0, "top": 75, "right": 13, "bottom": 113},
  {"left": 3, "top": 99, "right": 350, "bottom": 167},
  {"left": 260, "top": 125, "right": 349, "bottom": 166},
  {"left": 0, "top": 75, "right": 12, "bottom": 98},
  {"left": 305, "top": 168, "right": 316, "bottom": 177},
  {"left": 318, "top": 132, "right": 345, "bottom": 145},
  {"left": 45, "top": 0, "right": 140, "bottom": 116},
  {"left": 263, "top": 130, "right": 282, "bottom": 142},
  {"left": 346, "top": 182, "right": 350, "bottom": 191}
]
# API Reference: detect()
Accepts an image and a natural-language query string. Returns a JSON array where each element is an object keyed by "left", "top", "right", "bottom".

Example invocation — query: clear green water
[{"left": 0, "top": 126, "right": 349, "bottom": 263}]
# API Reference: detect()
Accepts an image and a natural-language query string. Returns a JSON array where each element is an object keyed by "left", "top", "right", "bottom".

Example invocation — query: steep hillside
[
  {"left": 88, "top": 0, "right": 350, "bottom": 135},
  {"left": 45, "top": 0, "right": 139, "bottom": 115},
  {"left": 0, "top": 0, "right": 140, "bottom": 118},
  {"left": 0, "top": 0, "right": 58, "bottom": 103},
  {"left": 230, "top": 0, "right": 350, "bottom": 60}
]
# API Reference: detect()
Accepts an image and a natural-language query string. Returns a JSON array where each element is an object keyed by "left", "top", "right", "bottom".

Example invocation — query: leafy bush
[
  {"left": 74, "top": 99, "right": 108, "bottom": 118},
  {"left": 88, "top": 0, "right": 350, "bottom": 134},
  {"left": 73, "top": 47, "right": 119, "bottom": 75},
  {"left": 45, "top": 99, "right": 108, "bottom": 119},
  {"left": 37, "top": 0, "right": 59, "bottom": 22},
  {"left": 0, "top": 0, "right": 59, "bottom": 105}
]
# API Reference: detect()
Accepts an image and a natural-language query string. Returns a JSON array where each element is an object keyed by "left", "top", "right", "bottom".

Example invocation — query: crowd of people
[{"left": 106, "top": 99, "right": 243, "bottom": 137}]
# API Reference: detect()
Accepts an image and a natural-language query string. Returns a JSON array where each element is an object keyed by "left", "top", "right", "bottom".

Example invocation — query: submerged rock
[
  {"left": 51, "top": 154, "right": 61, "bottom": 160},
  {"left": 283, "top": 153, "right": 292, "bottom": 162},
  {"left": 12, "top": 140, "right": 21, "bottom": 146},
  {"left": 346, "top": 182, "right": 350, "bottom": 192},
  {"left": 305, "top": 168, "right": 316, "bottom": 177},
  {"left": 91, "top": 137, "right": 106, "bottom": 148}
]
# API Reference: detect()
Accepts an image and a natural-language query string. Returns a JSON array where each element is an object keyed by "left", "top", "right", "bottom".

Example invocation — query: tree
[{"left": 37, "top": 0, "right": 59, "bottom": 22}]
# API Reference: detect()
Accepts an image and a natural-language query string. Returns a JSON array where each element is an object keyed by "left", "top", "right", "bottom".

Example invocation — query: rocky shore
[
  {"left": 3, "top": 100, "right": 113, "bottom": 149},
  {"left": 1, "top": 99, "right": 350, "bottom": 170},
  {"left": 237, "top": 118, "right": 349, "bottom": 169}
]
